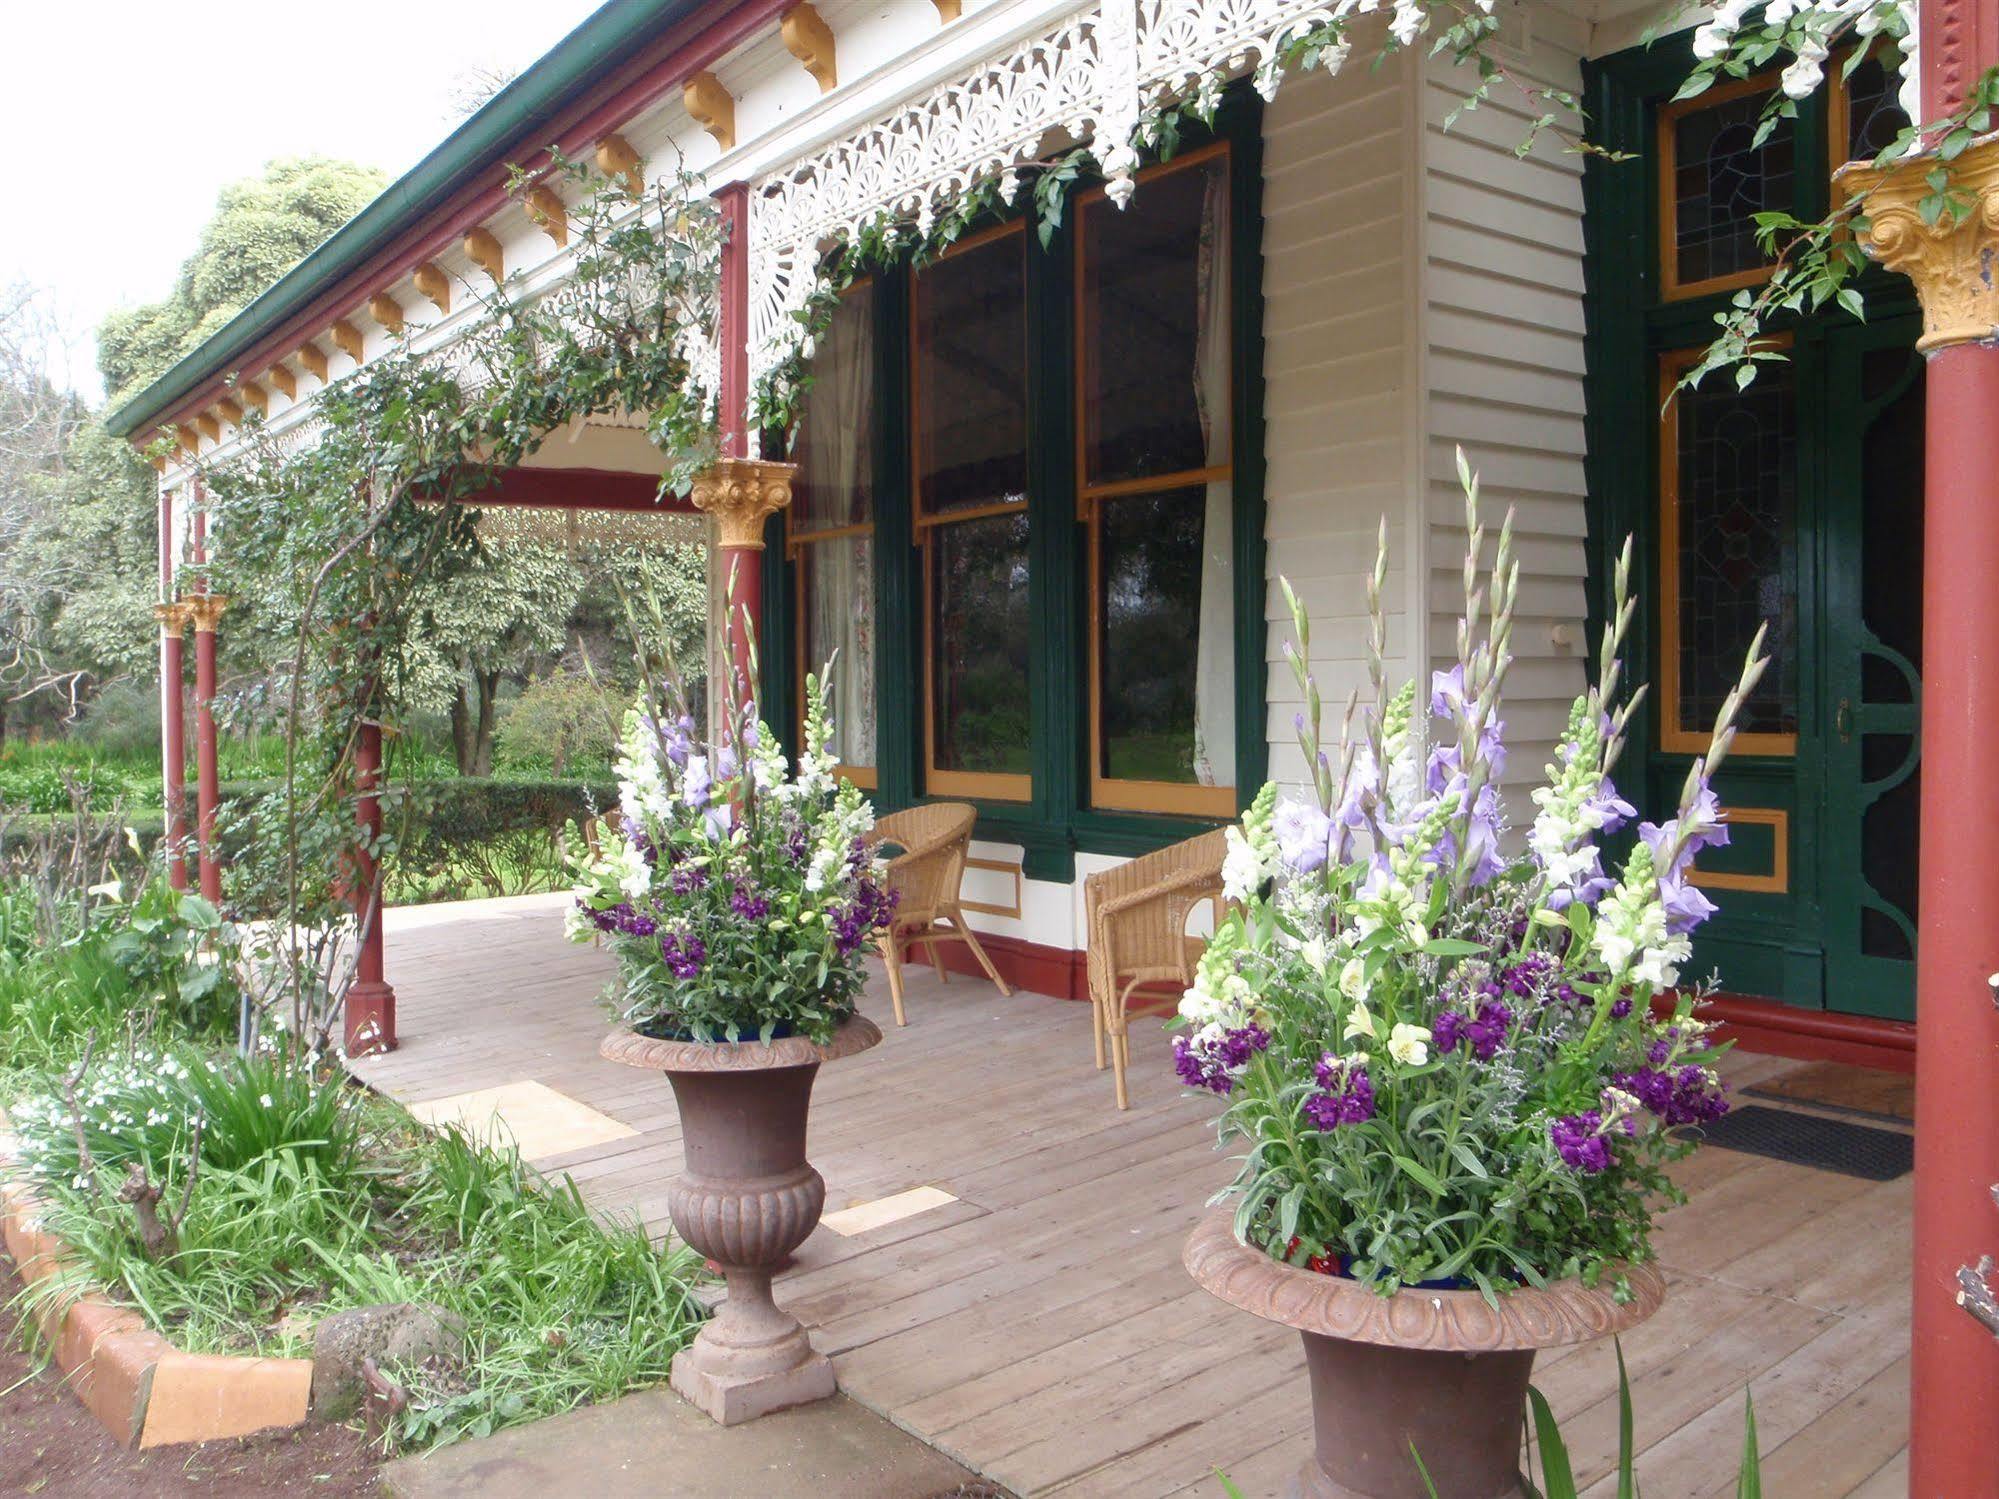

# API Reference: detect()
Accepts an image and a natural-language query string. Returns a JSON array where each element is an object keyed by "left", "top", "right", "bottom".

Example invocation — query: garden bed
[
  {"left": 0, "top": 1256, "right": 380, "bottom": 1496},
  {"left": 0, "top": 1052, "right": 708, "bottom": 1454},
  {"left": 0, "top": 1104, "right": 314, "bottom": 1448}
]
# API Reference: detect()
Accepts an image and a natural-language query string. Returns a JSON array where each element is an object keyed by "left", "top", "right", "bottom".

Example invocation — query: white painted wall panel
[
  {"left": 1260, "top": 47, "right": 1425, "bottom": 798},
  {"left": 1421, "top": 11, "right": 1594, "bottom": 825}
]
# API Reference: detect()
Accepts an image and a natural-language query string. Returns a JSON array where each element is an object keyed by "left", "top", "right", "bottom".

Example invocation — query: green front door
[{"left": 1817, "top": 316, "right": 1924, "bottom": 1020}]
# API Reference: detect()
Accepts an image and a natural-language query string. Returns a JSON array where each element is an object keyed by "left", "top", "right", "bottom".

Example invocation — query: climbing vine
[
  {"left": 747, "top": 0, "right": 1996, "bottom": 440},
  {"left": 169, "top": 154, "right": 726, "bottom": 1035}
]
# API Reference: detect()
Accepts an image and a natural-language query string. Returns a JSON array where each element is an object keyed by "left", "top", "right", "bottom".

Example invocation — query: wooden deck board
[{"left": 358, "top": 895, "right": 1915, "bottom": 1499}]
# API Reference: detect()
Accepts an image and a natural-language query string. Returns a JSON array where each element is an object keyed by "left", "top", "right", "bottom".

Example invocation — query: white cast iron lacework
[{"left": 746, "top": 0, "right": 1340, "bottom": 406}]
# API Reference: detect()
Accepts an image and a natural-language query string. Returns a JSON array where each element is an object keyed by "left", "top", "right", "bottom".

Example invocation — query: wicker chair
[
  {"left": 866, "top": 802, "right": 1012, "bottom": 1024},
  {"left": 1084, "top": 828, "right": 1230, "bottom": 1110}
]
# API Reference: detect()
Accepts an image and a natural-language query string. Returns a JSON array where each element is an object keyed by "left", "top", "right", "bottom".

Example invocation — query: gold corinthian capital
[
  {"left": 182, "top": 594, "right": 230, "bottom": 633},
  {"left": 1836, "top": 132, "right": 1999, "bottom": 352},
  {"left": 687, "top": 458, "right": 797, "bottom": 550}
]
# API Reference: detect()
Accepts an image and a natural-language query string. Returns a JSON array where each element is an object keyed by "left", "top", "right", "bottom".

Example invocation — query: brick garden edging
[{"left": 0, "top": 1107, "right": 313, "bottom": 1448}]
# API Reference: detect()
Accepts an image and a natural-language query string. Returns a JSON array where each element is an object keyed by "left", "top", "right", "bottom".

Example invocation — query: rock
[{"left": 309, "top": 1302, "right": 465, "bottom": 1421}]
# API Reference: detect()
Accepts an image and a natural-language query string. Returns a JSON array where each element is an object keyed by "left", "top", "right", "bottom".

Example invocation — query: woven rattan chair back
[
  {"left": 867, "top": 802, "right": 1012, "bottom": 1023},
  {"left": 1084, "top": 827, "right": 1230, "bottom": 1109}
]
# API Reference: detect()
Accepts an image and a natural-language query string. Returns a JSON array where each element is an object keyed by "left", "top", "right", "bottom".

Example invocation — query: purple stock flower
[
  {"left": 658, "top": 932, "right": 707, "bottom": 979},
  {"left": 1435, "top": 997, "right": 1513, "bottom": 1061},
  {"left": 1616, "top": 1062, "right": 1729, "bottom": 1127},
  {"left": 729, "top": 883, "right": 771, "bottom": 920},
  {"left": 1550, "top": 1111, "right": 1612, "bottom": 1173},
  {"left": 670, "top": 864, "right": 709, "bottom": 895},
  {"left": 584, "top": 900, "right": 658, "bottom": 938},
  {"left": 1173, "top": 1024, "right": 1272, "bottom": 1096},
  {"left": 1304, "top": 1056, "right": 1376, "bottom": 1128},
  {"left": 830, "top": 877, "right": 898, "bottom": 956}
]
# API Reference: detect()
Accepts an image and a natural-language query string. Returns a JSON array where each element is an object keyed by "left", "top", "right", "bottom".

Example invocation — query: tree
[
  {"left": 0, "top": 284, "right": 88, "bottom": 741},
  {"left": 97, "top": 157, "right": 388, "bottom": 410},
  {"left": 403, "top": 543, "right": 584, "bottom": 776}
]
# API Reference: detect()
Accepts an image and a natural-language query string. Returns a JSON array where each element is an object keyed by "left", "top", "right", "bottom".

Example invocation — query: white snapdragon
[
  {"left": 603, "top": 834, "right": 652, "bottom": 901},
  {"left": 1221, "top": 825, "right": 1273, "bottom": 904}
]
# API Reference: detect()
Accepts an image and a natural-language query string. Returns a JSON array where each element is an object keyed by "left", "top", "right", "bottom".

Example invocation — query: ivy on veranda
[
  {"left": 748, "top": 0, "right": 1999, "bottom": 434},
  {"left": 164, "top": 153, "right": 727, "bottom": 1032}
]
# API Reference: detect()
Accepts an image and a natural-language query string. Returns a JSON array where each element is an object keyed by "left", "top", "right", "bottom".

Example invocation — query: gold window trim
[
  {"left": 1075, "top": 142, "right": 1237, "bottom": 820},
  {"left": 913, "top": 220, "right": 1032, "bottom": 803},
  {"left": 789, "top": 276, "right": 879, "bottom": 786},
  {"left": 1687, "top": 806, "right": 1791, "bottom": 893},
  {"left": 1656, "top": 342, "right": 1798, "bottom": 759}
]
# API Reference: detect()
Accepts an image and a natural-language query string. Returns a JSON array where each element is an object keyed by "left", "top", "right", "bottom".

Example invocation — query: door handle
[{"left": 1836, "top": 697, "right": 1852, "bottom": 742}]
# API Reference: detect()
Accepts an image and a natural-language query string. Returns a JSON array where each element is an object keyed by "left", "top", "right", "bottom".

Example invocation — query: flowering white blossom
[
  {"left": 1221, "top": 825, "right": 1271, "bottom": 904},
  {"left": 1387, "top": 1022, "right": 1432, "bottom": 1067},
  {"left": 1344, "top": 1003, "right": 1377, "bottom": 1043},
  {"left": 1338, "top": 955, "right": 1367, "bottom": 1000}
]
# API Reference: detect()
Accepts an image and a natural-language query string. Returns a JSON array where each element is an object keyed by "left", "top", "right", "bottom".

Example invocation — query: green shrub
[{"left": 494, "top": 672, "right": 623, "bottom": 777}]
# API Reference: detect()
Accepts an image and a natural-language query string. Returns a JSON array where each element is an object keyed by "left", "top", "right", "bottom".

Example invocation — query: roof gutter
[{"left": 105, "top": 0, "right": 704, "bottom": 439}]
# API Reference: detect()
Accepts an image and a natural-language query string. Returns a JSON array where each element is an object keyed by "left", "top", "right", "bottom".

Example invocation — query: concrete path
[{"left": 382, "top": 1389, "right": 989, "bottom": 1499}]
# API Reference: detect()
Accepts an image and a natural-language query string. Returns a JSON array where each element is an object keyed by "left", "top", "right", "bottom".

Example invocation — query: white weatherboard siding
[
  {"left": 1422, "top": 12, "right": 1594, "bottom": 823},
  {"left": 1260, "top": 42, "right": 1427, "bottom": 797}
]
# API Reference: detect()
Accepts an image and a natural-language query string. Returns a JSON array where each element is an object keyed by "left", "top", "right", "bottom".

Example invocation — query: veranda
[
  {"left": 106, "top": 0, "right": 1999, "bottom": 1488},
  {"left": 365, "top": 893, "right": 1912, "bottom": 1497}
]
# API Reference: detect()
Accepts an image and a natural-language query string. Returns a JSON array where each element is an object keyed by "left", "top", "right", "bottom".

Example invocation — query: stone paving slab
[{"left": 382, "top": 1388, "right": 988, "bottom": 1499}]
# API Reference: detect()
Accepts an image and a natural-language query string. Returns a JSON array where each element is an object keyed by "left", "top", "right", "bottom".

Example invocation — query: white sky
[{"left": 1, "top": 0, "right": 606, "bottom": 401}]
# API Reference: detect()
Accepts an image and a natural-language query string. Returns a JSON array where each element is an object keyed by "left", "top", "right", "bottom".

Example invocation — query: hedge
[{"left": 2, "top": 777, "right": 616, "bottom": 887}]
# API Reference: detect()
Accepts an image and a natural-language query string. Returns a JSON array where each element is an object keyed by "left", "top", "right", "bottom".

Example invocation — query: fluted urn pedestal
[
  {"left": 1184, "top": 1210, "right": 1667, "bottom": 1498},
  {"left": 602, "top": 1016, "right": 881, "bottom": 1425}
]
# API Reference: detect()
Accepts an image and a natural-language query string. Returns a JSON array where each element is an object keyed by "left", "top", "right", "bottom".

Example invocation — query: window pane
[
  {"left": 1846, "top": 52, "right": 1909, "bottom": 160},
  {"left": 790, "top": 283, "right": 874, "bottom": 532},
  {"left": 800, "top": 534, "right": 876, "bottom": 769},
  {"left": 1671, "top": 89, "right": 1794, "bottom": 287},
  {"left": 930, "top": 511, "right": 1031, "bottom": 776},
  {"left": 1674, "top": 362, "right": 1798, "bottom": 737},
  {"left": 1098, "top": 484, "right": 1234, "bottom": 787},
  {"left": 915, "top": 232, "right": 1027, "bottom": 516},
  {"left": 1081, "top": 156, "right": 1229, "bottom": 487}
]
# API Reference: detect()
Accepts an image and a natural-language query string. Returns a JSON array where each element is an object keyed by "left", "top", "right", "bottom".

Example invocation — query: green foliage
[
  {"left": 98, "top": 157, "right": 389, "bottom": 409},
  {"left": 95, "top": 879, "right": 242, "bottom": 1038},
  {"left": 0, "top": 756, "right": 138, "bottom": 812},
  {"left": 7, "top": 1043, "right": 363, "bottom": 1189},
  {"left": 7, "top": 1042, "right": 703, "bottom": 1451},
  {"left": 494, "top": 671, "right": 624, "bottom": 776}
]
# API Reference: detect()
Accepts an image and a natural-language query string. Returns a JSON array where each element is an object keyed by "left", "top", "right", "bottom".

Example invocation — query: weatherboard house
[{"left": 104, "top": 0, "right": 1999, "bottom": 1488}]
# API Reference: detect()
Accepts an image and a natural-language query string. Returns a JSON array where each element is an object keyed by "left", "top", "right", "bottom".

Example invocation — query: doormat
[
  {"left": 1702, "top": 1105, "right": 1913, "bottom": 1180},
  {"left": 1745, "top": 1061, "right": 1915, "bottom": 1123}
]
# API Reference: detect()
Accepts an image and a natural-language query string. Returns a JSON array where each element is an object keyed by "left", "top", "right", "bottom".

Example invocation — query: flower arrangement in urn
[
  {"left": 1177, "top": 452, "right": 1765, "bottom": 1495},
  {"left": 567, "top": 624, "right": 896, "bottom": 1426},
  {"left": 567, "top": 666, "right": 895, "bottom": 1044}
]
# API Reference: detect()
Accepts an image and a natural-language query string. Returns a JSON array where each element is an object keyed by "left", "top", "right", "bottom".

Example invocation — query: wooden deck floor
[{"left": 357, "top": 894, "right": 1912, "bottom": 1498}]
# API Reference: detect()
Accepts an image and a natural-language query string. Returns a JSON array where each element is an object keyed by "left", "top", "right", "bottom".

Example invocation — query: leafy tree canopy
[{"left": 98, "top": 157, "right": 387, "bottom": 410}]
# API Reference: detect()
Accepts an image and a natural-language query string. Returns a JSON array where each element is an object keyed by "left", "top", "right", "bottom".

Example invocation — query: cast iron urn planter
[
  {"left": 602, "top": 1015, "right": 882, "bottom": 1424},
  {"left": 1183, "top": 1209, "right": 1666, "bottom": 1498}
]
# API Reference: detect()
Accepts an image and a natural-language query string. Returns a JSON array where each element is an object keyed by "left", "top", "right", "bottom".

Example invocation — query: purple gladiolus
[{"left": 1274, "top": 800, "right": 1335, "bottom": 873}]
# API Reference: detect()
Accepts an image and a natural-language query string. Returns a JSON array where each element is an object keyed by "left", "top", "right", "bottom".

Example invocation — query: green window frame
[{"left": 766, "top": 87, "right": 1269, "bottom": 881}]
